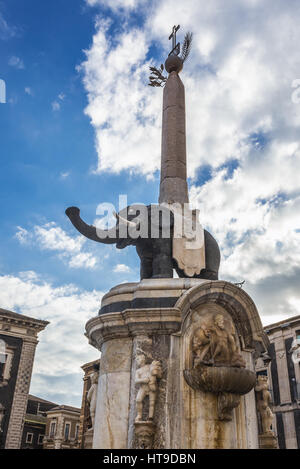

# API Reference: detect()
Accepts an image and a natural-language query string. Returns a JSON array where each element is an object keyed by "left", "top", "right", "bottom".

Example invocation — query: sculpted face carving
[
  {"left": 135, "top": 355, "right": 162, "bottom": 423},
  {"left": 191, "top": 310, "right": 245, "bottom": 368}
]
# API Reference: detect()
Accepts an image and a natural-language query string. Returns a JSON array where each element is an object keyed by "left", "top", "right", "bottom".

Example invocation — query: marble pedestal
[
  {"left": 86, "top": 279, "right": 269, "bottom": 449},
  {"left": 258, "top": 433, "right": 278, "bottom": 449}
]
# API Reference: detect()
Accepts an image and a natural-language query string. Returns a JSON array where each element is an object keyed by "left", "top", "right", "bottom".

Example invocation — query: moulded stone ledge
[{"left": 86, "top": 308, "right": 182, "bottom": 350}]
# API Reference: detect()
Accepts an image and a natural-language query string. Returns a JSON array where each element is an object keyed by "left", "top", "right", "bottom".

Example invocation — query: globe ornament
[{"left": 165, "top": 55, "right": 183, "bottom": 74}]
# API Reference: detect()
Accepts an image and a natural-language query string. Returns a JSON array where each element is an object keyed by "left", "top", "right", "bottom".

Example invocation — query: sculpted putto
[
  {"left": 255, "top": 375, "right": 274, "bottom": 434},
  {"left": 192, "top": 313, "right": 245, "bottom": 368},
  {"left": 135, "top": 355, "right": 162, "bottom": 422}
]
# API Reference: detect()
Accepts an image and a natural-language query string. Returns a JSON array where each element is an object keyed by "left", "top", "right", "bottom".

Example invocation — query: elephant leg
[
  {"left": 152, "top": 239, "right": 173, "bottom": 278},
  {"left": 136, "top": 241, "right": 153, "bottom": 280},
  {"left": 173, "top": 262, "right": 186, "bottom": 278},
  {"left": 140, "top": 256, "right": 153, "bottom": 280}
]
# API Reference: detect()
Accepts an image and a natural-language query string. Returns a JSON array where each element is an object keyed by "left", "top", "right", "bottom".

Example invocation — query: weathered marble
[
  {"left": 87, "top": 279, "right": 270, "bottom": 449},
  {"left": 93, "top": 338, "right": 132, "bottom": 449}
]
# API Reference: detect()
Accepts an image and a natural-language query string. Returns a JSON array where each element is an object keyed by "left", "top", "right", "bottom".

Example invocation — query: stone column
[
  {"left": 159, "top": 71, "right": 189, "bottom": 205},
  {"left": 5, "top": 339, "right": 37, "bottom": 449},
  {"left": 54, "top": 414, "right": 64, "bottom": 449},
  {"left": 93, "top": 338, "right": 133, "bottom": 449}
]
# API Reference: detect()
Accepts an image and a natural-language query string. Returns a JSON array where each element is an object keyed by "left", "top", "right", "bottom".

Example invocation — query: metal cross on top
[{"left": 168, "top": 25, "right": 180, "bottom": 56}]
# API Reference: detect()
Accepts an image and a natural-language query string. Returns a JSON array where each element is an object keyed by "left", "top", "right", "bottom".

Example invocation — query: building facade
[
  {"left": 0, "top": 308, "right": 48, "bottom": 449},
  {"left": 21, "top": 395, "right": 58, "bottom": 449},
  {"left": 43, "top": 405, "right": 81, "bottom": 449},
  {"left": 265, "top": 315, "right": 300, "bottom": 449},
  {"left": 256, "top": 315, "right": 300, "bottom": 448}
]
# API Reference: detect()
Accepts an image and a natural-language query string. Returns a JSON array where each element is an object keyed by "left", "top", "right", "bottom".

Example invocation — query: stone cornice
[
  {"left": 0, "top": 309, "right": 49, "bottom": 334},
  {"left": 86, "top": 308, "right": 182, "bottom": 349}
]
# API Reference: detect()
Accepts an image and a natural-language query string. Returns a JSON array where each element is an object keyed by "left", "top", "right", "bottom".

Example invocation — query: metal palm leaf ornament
[{"left": 148, "top": 26, "right": 193, "bottom": 87}]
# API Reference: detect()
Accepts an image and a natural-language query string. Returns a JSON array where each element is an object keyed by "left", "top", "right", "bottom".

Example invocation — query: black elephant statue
[{"left": 65, "top": 204, "right": 220, "bottom": 281}]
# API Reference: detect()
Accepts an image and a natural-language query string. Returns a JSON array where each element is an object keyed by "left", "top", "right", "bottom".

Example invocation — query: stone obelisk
[{"left": 159, "top": 66, "right": 189, "bottom": 205}]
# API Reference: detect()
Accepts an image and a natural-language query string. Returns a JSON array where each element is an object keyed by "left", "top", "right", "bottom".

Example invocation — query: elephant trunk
[{"left": 65, "top": 206, "right": 117, "bottom": 244}]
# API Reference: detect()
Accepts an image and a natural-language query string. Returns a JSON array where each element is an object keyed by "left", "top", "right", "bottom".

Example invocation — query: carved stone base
[
  {"left": 258, "top": 432, "right": 278, "bottom": 449},
  {"left": 86, "top": 279, "right": 268, "bottom": 449},
  {"left": 134, "top": 421, "right": 155, "bottom": 449},
  {"left": 217, "top": 393, "right": 240, "bottom": 421}
]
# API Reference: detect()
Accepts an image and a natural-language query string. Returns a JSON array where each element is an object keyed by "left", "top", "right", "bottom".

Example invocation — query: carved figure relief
[
  {"left": 134, "top": 354, "right": 162, "bottom": 449},
  {"left": 135, "top": 354, "right": 162, "bottom": 422},
  {"left": 192, "top": 312, "right": 245, "bottom": 368},
  {"left": 183, "top": 306, "right": 256, "bottom": 421},
  {"left": 87, "top": 370, "right": 99, "bottom": 429},
  {"left": 255, "top": 375, "right": 274, "bottom": 434}
]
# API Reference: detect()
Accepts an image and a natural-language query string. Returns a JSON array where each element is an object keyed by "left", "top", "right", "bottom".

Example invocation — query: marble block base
[
  {"left": 259, "top": 433, "right": 278, "bottom": 449},
  {"left": 86, "top": 279, "right": 270, "bottom": 449}
]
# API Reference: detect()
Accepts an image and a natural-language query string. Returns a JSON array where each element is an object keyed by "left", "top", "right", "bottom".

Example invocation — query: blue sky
[
  {"left": 0, "top": 0, "right": 157, "bottom": 291},
  {"left": 1, "top": 0, "right": 300, "bottom": 406}
]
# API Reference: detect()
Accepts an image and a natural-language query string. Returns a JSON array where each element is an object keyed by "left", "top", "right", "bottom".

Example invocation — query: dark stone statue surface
[{"left": 65, "top": 205, "right": 220, "bottom": 281}]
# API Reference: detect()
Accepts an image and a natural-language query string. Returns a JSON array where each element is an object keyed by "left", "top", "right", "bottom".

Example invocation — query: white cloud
[
  {"left": 52, "top": 93, "right": 65, "bottom": 111},
  {"left": 68, "top": 252, "right": 97, "bottom": 269},
  {"left": 8, "top": 56, "right": 24, "bottom": 69},
  {"left": 60, "top": 171, "right": 70, "bottom": 179},
  {"left": 0, "top": 272, "right": 102, "bottom": 406},
  {"left": 113, "top": 263, "right": 131, "bottom": 273},
  {"left": 15, "top": 222, "right": 98, "bottom": 270},
  {"left": 80, "top": 19, "right": 162, "bottom": 175},
  {"left": 51, "top": 100, "right": 60, "bottom": 111},
  {"left": 15, "top": 226, "right": 30, "bottom": 245},
  {"left": 86, "top": 0, "right": 142, "bottom": 10},
  {"left": 82, "top": 0, "right": 300, "bottom": 177},
  {"left": 0, "top": 12, "right": 16, "bottom": 40},
  {"left": 80, "top": 0, "right": 300, "bottom": 324},
  {"left": 24, "top": 87, "right": 32, "bottom": 95}
]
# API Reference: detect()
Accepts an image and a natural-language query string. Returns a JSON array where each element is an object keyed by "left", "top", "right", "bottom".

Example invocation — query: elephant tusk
[{"left": 116, "top": 212, "right": 140, "bottom": 229}]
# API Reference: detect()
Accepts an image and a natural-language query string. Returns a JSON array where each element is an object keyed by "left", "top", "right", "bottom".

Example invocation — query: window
[
  {"left": 64, "top": 423, "right": 70, "bottom": 441},
  {"left": 0, "top": 343, "right": 14, "bottom": 386},
  {"left": 50, "top": 421, "right": 56, "bottom": 438},
  {"left": 26, "top": 433, "right": 33, "bottom": 444},
  {"left": 38, "top": 434, "right": 44, "bottom": 445},
  {"left": 0, "top": 359, "right": 6, "bottom": 382},
  {"left": 75, "top": 424, "right": 80, "bottom": 440}
]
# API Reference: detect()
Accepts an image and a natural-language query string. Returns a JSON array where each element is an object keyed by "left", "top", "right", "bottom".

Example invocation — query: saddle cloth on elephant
[{"left": 171, "top": 206, "right": 206, "bottom": 277}]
